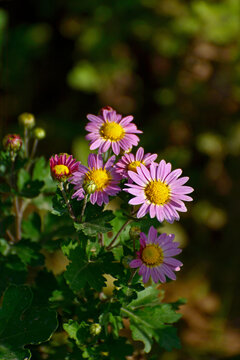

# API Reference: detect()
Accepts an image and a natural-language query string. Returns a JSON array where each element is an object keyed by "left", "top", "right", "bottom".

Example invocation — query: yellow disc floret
[
  {"left": 127, "top": 160, "right": 143, "bottom": 172},
  {"left": 84, "top": 169, "right": 111, "bottom": 191},
  {"left": 145, "top": 180, "right": 170, "bottom": 205},
  {"left": 142, "top": 244, "right": 164, "bottom": 266},
  {"left": 100, "top": 122, "right": 125, "bottom": 142},
  {"left": 53, "top": 164, "right": 70, "bottom": 176}
]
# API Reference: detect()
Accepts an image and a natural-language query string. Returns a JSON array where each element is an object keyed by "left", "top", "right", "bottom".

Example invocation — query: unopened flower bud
[
  {"left": 34, "top": 127, "right": 46, "bottom": 140},
  {"left": 83, "top": 180, "right": 97, "bottom": 194},
  {"left": 90, "top": 323, "right": 101, "bottom": 336},
  {"left": 3, "top": 134, "right": 22, "bottom": 152},
  {"left": 129, "top": 226, "right": 141, "bottom": 240},
  {"left": 18, "top": 112, "right": 35, "bottom": 128}
]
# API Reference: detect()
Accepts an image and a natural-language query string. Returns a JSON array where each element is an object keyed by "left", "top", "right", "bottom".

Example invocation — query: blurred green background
[{"left": 1, "top": 0, "right": 240, "bottom": 359}]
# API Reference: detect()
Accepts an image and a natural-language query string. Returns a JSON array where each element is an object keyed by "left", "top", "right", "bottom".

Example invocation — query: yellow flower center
[
  {"left": 100, "top": 122, "right": 125, "bottom": 141},
  {"left": 127, "top": 160, "right": 144, "bottom": 172},
  {"left": 84, "top": 169, "right": 111, "bottom": 191},
  {"left": 145, "top": 180, "right": 170, "bottom": 205},
  {"left": 142, "top": 244, "right": 164, "bottom": 266},
  {"left": 53, "top": 164, "right": 70, "bottom": 176}
]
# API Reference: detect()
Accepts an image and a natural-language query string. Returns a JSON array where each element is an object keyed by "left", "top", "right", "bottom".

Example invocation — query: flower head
[
  {"left": 115, "top": 147, "right": 157, "bottom": 181},
  {"left": 130, "top": 226, "right": 182, "bottom": 283},
  {"left": 18, "top": 112, "right": 35, "bottom": 128},
  {"left": 124, "top": 160, "right": 193, "bottom": 223},
  {"left": 85, "top": 107, "right": 142, "bottom": 155},
  {"left": 50, "top": 153, "right": 80, "bottom": 182},
  {"left": 3, "top": 134, "right": 22, "bottom": 152},
  {"left": 70, "top": 153, "right": 121, "bottom": 206}
]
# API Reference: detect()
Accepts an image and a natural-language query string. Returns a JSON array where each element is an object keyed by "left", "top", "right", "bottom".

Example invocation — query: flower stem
[
  {"left": 26, "top": 138, "right": 38, "bottom": 172},
  {"left": 106, "top": 218, "right": 133, "bottom": 250},
  {"left": 60, "top": 182, "right": 77, "bottom": 222},
  {"left": 128, "top": 269, "right": 138, "bottom": 285},
  {"left": 14, "top": 196, "right": 22, "bottom": 242},
  {"left": 24, "top": 127, "right": 29, "bottom": 158},
  {"left": 80, "top": 195, "right": 88, "bottom": 222}
]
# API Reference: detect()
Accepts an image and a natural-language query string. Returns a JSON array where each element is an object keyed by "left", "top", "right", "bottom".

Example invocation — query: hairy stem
[
  {"left": 60, "top": 182, "right": 77, "bottom": 222},
  {"left": 80, "top": 195, "right": 88, "bottom": 222}
]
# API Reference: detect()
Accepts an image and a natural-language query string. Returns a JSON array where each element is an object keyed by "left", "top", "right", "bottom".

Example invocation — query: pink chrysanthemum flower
[
  {"left": 85, "top": 107, "right": 142, "bottom": 155},
  {"left": 130, "top": 226, "right": 182, "bottom": 283},
  {"left": 124, "top": 160, "right": 193, "bottom": 223},
  {"left": 70, "top": 154, "right": 121, "bottom": 206},
  {"left": 115, "top": 147, "right": 158, "bottom": 181},
  {"left": 50, "top": 153, "right": 80, "bottom": 182}
]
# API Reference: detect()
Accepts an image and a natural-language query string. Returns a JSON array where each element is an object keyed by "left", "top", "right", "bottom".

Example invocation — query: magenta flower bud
[{"left": 3, "top": 134, "right": 22, "bottom": 152}]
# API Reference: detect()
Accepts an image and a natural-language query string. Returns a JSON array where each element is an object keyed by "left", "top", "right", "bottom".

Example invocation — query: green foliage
[
  {"left": 121, "top": 286, "right": 181, "bottom": 353},
  {"left": 0, "top": 285, "right": 58, "bottom": 360},
  {"left": 64, "top": 245, "right": 117, "bottom": 292}
]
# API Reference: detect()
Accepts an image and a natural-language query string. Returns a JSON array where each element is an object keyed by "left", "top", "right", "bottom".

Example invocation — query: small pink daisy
[
  {"left": 69, "top": 153, "right": 121, "bottom": 206},
  {"left": 124, "top": 160, "right": 193, "bottom": 223},
  {"left": 115, "top": 147, "right": 158, "bottom": 181},
  {"left": 50, "top": 154, "right": 80, "bottom": 182},
  {"left": 130, "top": 226, "right": 182, "bottom": 283},
  {"left": 85, "top": 107, "right": 142, "bottom": 155}
]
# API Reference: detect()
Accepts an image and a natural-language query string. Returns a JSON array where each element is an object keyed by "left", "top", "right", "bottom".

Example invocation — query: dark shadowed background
[{"left": 1, "top": 0, "right": 240, "bottom": 359}]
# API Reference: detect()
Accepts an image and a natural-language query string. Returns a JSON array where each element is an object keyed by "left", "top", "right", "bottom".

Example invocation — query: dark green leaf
[
  {"left": 64, "top": 247, "right": 117, "bottom": 292},
  {"left": 0, "top": 285, "right": 58, "bottom": 360},
  {"left": 75, "top": 205, "right": 115, "bottom": 237},
  {"left": 20, "top": 180, "right": 44, "bottom": 198}
]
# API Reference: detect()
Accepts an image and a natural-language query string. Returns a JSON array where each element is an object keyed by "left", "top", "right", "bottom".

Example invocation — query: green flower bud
[
  {"left": 83, "top": 180, "right": 97, "bottom": 194},
  {"left": 122, "top": 255, "right": 133, "bottom": 268},
  {"left": 90, "top": 323, "right": 102, "bottom": 336},
  {"left": 34, "top": 127, "right": 46, "bottom": 140},
  {"left": 129, "top": 226, "right": 141, "bottom": 240},
  {"left": 3, "top": 134, "right": 22, "bottom": 152},
  {"left": 18, "top": 112, "right": 35, "bottom": 128}
]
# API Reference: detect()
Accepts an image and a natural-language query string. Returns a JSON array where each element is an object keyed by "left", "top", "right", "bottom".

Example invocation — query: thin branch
[{"left": 106, "top": 218, "right": 133, "bottom": 250}]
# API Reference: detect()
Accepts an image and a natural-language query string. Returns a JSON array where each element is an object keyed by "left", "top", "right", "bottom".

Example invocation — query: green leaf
[
  {"left": 22, "top": 212, "right": 41, "bottom": 241},
  {"left": 0, "top": 285, "right": 58, "bottom": 360},
  {"left": 64, "top": 247, "right": 116, "bottom": 292},
  {"left": 33, "top": 157, "right": 55, "bottom": 192},
  {"left": 13, "top": 239, "right": 45, "bottom": 266},
  {"left": 63, "top": 320, "right": 88, "bottom": 346},
  {"left": 51, "top": 189, "right": 67, "bottom": 216},
  {"left": 17, "top": 168, "right": 30, "bottom": 192},
  {"left": 128, "top": 286, "right": 161, "bottom": 309},
  {"left": 75, "top": 204, "right": 115, "bottom": 237},
  {"left": 20, "top": 180, "right": 44, "bottom": 198},
  {"left": 0, "top": 257, "right": 27, "bottom": 297},
  {"left": 99, "top": 312, "right": 123, "bottom": 338},
  {"left": 156, "top": 325, "right": 181, "bottom": 351},
  {"left": 121, "top": 286, "right": 182, "bottom": 353}
]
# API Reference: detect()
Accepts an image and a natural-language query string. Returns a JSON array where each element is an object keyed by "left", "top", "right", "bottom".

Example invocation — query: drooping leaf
[{"left": 0, "top": 285, "right": 58, "bottom": 360}]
